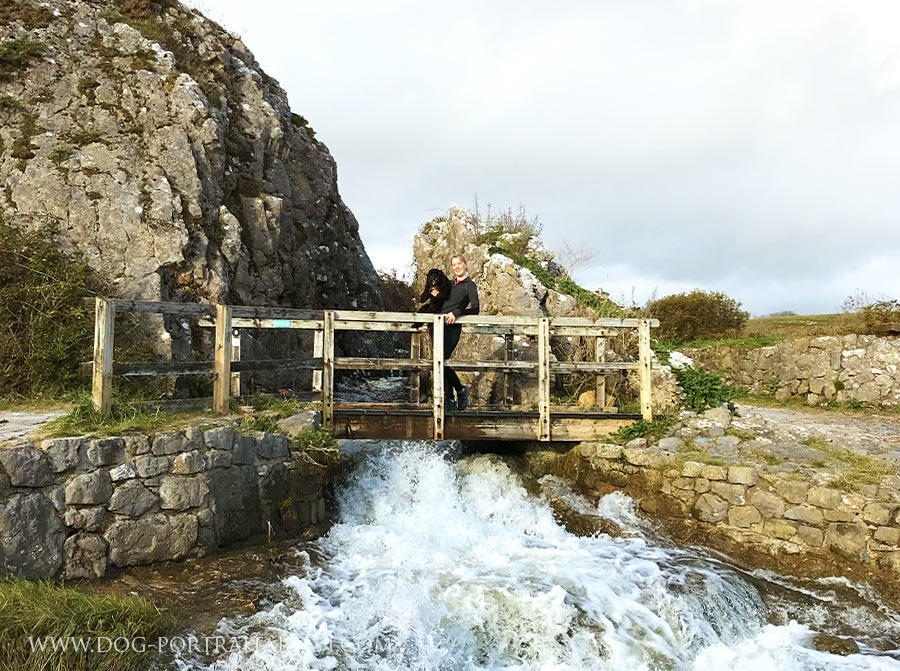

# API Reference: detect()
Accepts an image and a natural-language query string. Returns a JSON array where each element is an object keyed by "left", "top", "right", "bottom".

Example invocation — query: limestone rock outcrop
[{"left": 1, "top": 0, "right": 383, "bottom": 362}]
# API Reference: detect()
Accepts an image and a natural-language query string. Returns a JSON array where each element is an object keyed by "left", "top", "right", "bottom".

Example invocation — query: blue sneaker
[
  {"left": 444, "top": 397, "right": 457, "bottom": 411},
  {"left": 457, "top": 386, "right": 470, "bottom": 411}
]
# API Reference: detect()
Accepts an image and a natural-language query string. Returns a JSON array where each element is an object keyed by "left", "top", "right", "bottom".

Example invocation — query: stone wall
[
  {"left": 521, "top": 410, "right": 900, "bottom": 598},
  {"left": 0, "top": 421, "right": 339, "bottom": 580},
  {"left": 683, "top": 335, "right": 900, "bottom": 406}
]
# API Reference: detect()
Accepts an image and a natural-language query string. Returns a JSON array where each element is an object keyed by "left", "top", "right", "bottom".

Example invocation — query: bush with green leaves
[
  {"left": 0, "top": 222, "right": 104, "bottom": 398},
  {"left": 646, "top": 290, "right": 748, "bottom": 342},
  {"left": 674, "top": 365, "right": 737, "bottom": 413}
]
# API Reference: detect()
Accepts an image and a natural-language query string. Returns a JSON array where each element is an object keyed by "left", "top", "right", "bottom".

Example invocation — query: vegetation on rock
[{"left": 646, "top": 290, "right": 749, "bottom": 342}]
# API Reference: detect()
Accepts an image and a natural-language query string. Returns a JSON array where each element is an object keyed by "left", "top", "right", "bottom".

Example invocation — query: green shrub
[
  {"left": 0, "top": 222, "right": 103, "bottom": 398},
  {"left": 296, "top": 425, "right": 336, "bottom": 451},
  {"left": 646, "top": 290, "right": 748, "bottom": 342},
  {"left": 0, "top": 577, "right": 174, "bottom": 671},
  {"left": 609, "top": 414, "right": 676, "bottom": 445},
  {"left": 674, "top": 365, "right": 737, "bottom": 413},
  {"left": 0, "top": 1, "right": 53, "bottom": 29},
  {"left": 859, "top": 299, "right": 899, "bottom": 331},
  {"left": 0, "top": 39, "right": 46, "bottom": 79}
]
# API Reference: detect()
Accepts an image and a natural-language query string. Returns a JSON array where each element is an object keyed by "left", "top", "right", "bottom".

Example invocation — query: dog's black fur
[{"left": 414, "top": 268, "right": 452, "bottom": 326}]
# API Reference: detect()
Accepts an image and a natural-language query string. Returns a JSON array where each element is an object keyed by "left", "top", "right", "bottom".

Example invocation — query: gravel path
[{"left": 0, "top": 410, "right": 66, "bottom": 445}]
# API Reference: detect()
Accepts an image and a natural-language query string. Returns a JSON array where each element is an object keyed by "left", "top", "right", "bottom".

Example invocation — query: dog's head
[{"left": 420, "top": 268, "right": 451, "bottom": 302}]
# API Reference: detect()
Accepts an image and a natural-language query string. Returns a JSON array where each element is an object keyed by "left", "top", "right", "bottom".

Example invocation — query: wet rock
[
  {"left": 65, "top": 470, "right": 113, "bottom": 505},
  {"left": 40, "top": 437, "right": 84, "bottom": 473},
  {"left": 0, "top": 493, "right": 65, "bottom": 578},
  {"left": 105, "top": 514, "right": 198, "bottom": 567},
  {"left": 205, "top": 466, "right": 262, "bottom": 545},
  {"left": 811, "top": 634, "right": 859, "bottom": 656},
  {"left": 693, "top": 493, "right": 728, "bottom": 523},
  {"left": 549, "top": 496, "right": 623, "bottom": 538},
  {"left": 63, "top": 533, "right": 108, "bottom": 579},
  {"left": 86, "top": 438, "right": 125, "bottom": 466},
  {"left": 159, "top": 476, "right": 208, "bottom": 511},
  {"left": 109, "top": 480, "right": 159, "bottom": 517},
  {"left": 0, "top": 443, "right": 52, "bottom": 487}
]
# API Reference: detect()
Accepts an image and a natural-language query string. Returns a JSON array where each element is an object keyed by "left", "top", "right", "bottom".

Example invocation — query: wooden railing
[{"left": 87, "top": 298, "right": 659, "bottom": 440}]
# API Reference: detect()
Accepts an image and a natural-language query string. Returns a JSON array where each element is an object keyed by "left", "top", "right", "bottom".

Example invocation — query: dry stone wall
[
  {"left": 684, "top": 335, "right": 900, "bottom": 406},
  {"left": 0, "top": 416, "right": 337, "bottom": 580}
]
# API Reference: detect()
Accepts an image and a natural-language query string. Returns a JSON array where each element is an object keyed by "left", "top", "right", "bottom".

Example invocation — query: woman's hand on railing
[{"left": 445, "top": 313, "right": 456, "bottom": 325}]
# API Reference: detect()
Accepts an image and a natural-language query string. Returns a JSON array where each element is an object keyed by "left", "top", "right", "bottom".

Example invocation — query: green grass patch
[
  {"left": 0, "top": 577, "right": 175, "bottom": 671},
  {"left": 250, "top": 393, "right": 308, "bottom": 416},
  {"left": 822, "top": 448, "right": 893, "bottom": 492},
  {"left": 234, "top": 413, "right": 282, "bottom": 435},
  {"left": 43, "top": 394, "right": 204, "bottom": 438},
  {"left": 739, "top": 394, "right": 900, "bottom": 417},
  {"left": 608, "top": 414, "right": 676, "bottom": 445},
  {"left": 745, "top": 313, "right": 863, "bottom": 338},
  {"left": 0, "top": 39, "right": 46, "bottom": 79}
]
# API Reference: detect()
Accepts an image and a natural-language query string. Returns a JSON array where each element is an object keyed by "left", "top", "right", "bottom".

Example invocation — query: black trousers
[{"left": 443, "top": 324, "right": 463, "bottom": 394}]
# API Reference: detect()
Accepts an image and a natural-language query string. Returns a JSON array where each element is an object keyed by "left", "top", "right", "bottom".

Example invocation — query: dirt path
[
  {"left": 734, "top": 402, "right": 900, "bottom": 459},
  {"left": 0, "top": 410, "right": 66, "bottom": 445}
]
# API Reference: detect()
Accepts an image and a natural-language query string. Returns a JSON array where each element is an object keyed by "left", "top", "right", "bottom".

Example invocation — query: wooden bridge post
[
  {"left": 504, "top": 333, "right": 514, "bottom": 406},
  {"left": 595, "top": 336, "right": 606, "bottom": 409},
  {"left": 409, "top": 331, "right": 421, "bottom": 403},
  {"left": 639, "top": 318, "right": 652, "bottom": 421},
  {"left": 432, "top": 314, "right": 444, "bottom": 439},
  {"left": 91, "top": 297, "right": 114, "bottom": 415},
  {"left": 312, "top": 329, "right": 323, "bottom": 392},
  {"left": 538, "top": 317, "right": 550, "bottom": 440},
  {"left": 213, "top": 303, "right": 232, "bottom": 414},
  {"left": 230, "top": 329, "right": 241, "bottom": 397},
  {"left": 322, "top": 310, "right": 335, "bottom": 430}
]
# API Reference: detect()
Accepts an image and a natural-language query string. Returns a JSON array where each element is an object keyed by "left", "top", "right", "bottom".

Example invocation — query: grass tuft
[{"left": 0, "top": 577, "right": 175, "bottom": 671}]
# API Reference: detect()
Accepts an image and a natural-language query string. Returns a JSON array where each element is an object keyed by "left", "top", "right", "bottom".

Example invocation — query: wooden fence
[{"left": 87, "top": 298, "right": 659, "bottom": 441}]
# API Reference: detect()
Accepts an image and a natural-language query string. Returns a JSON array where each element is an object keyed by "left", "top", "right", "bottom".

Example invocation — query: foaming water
[{"left": 176, "top": 443, "right": 900, "bottom": 670}]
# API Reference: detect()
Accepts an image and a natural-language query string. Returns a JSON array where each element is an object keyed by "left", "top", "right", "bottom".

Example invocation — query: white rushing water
[{"left": 179, "top": 442, "right": 900, "bottom": 670}]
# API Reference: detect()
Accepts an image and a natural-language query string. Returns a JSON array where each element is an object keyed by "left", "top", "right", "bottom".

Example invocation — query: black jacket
[{"left": 441, "top": 277, "right": 480, "bottom": 318}]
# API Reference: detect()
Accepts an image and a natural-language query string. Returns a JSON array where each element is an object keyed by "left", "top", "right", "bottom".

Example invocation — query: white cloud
[{"left": 185, "top": 0, "right": 900, "bottom": 314}]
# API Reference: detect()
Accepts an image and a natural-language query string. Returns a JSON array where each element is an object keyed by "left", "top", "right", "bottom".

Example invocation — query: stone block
[
  {"left": 184, "top": 426, "right": 204, "bottom": 445},
  {"left": 784, "top": 504, "right": 824, "bottom": 526},
  {"left": 764, "top": 518, "right": 797, "bottom": 540},
  {"left": 597, "top": 444, "right": 622, "bottom": 459},
  {"left": 699, "top": 464, "right": 727, "bottom": 481},
  {"left": 123, "top": 435, "right": 151, "bottom": 456},
  {"left": 707, "top": 426, "right": 725, "bottom": 437},
  {"left": 625, "top": 437, "right": 647, "bottom": 449},
  {"left": 232, "top": 434, "right": 256, "bottom": 464},
  {"left": 797, "top": 525, "right": 824, "bottom": 547},
  {"left": 104, "top": 513, "right": 198, "bottom": 567},
  {"left": 702, "top": 406, "right": 732, "bottom": 428},
  {"left": 64, "top": 506, "right": 106, "bottom": 531},
  {"left": 693, "top": 493, "right": 728, "bottom": 523},
  {"left": 826, "top": 521, "right": 870, "bottom": 562},
  {"left": 874, "top": 527, "right": 900, "bottom": 545},
  {"left": 109, "top": 480, "right": 159, "bottom": 517},
  {"left": 0, "top": 443, "right": 52, "bottom": 487},
  {"left": 205, "top": 465, "right": 261, "bottom": 545},
  {"left": 623, "top": 448, "right": 651, "bottom": 467},
  {"left": 43, "top": 484, "right": 65, "bottom": 512},
  {"left": 159, "top": 476, "right": 208, "bottom": 511},
  {"left": 728, "top": 466, "right": 758, "bottom": 486},
  {"left": 862, "top": 503, "right": 893, "bottom": 526},
  {"left": 710, "top": 481, "right": 746, "bottom": 505},
  {"left": 0, "top": 493, "right": 65, "bottom": 578},
  {"left": 40, "top": 437, "right": 84, "bottom": 473},
  {"left": 257, "top": 433, "right": 290, "bottom": 460},
  {"left": 173, "top": 450, "right": 206, "bottom": 475},
  {"left": 277, "top": 409, "right": 321, "bottom": 437},
  {"left": 775, "top": 480, "right": 808, "bottom": 505},
  {"left": 203, "top": 426, "right": 235, "bottom": 451},
  {"left": 694, "top": 478, "right": 710, "bottom": 493},
  {"left": 681, "top": 461, "right": 703, "bottom": 478},
  {"left": 109, "top": 462, "right": 137, "bottom": 482},
  {"left": 750, "top": 490, "right": 786, "bottom": 518},
  {"left": 808, "top": 487, "right": 842, "bottom": 509},
  {"left": 208, "top": 450, "right": 233, "bottom": 468},
  {"left": 133, "top": 454, "right": 172, "bottom": 478},
  {"left": 728, "top": 505, "right": 761, "bottom": 528},
  {"left": 86, "top": 438, "right": 125, "bottom": 466},
  {"left": 151, "top": 431, "right": 190, "bottom": 456},
  {"left": 672, "top": 477, "right": 694, "bottom": 491},
  {"left": 657, "top": 437, "right": 683, "bottom": 452},
  {"left": 824, "top": 508, "right": 856, "bottom": 523},
  {"left": 65, "top": 470, "right": 113, "bottom": 505},
  {"left": 63, "top": 533, "right": 108, "bottom": 579}
]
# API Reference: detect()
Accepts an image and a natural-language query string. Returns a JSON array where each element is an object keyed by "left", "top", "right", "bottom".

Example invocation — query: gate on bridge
[{"left": 87, "top": 298, "right": 659, "bottom": 442}]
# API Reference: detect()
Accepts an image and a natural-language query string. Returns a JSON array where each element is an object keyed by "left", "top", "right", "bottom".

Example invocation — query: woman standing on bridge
[{"left": 442, "top": 254, "right": 479, "bottom": 411}]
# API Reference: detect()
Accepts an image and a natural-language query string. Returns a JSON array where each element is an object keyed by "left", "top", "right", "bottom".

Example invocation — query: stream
[{"left": 160, "top": 440, "right": 900, "bottom": 670}]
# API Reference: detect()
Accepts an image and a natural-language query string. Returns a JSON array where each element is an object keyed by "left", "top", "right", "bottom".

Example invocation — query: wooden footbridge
[{"left": 87, "top": 298, "right": 659, "bottom": 442}]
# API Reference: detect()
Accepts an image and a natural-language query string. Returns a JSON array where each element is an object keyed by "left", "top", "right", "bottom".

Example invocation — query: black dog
[{"left": 413, "top": 268, "right": 452, "bottom": 326}]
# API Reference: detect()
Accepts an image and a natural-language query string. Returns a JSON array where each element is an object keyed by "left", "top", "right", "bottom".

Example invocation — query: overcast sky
[{"left": 185, "top": 0, "right": 899, "bottom": 316}]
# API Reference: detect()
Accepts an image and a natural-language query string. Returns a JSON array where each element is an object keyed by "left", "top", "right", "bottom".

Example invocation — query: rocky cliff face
[{"left": 1, "top": 0, "right": 382, "bottom": 358}]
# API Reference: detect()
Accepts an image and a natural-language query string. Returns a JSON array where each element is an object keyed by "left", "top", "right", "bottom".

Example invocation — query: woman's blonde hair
[{"left": 451, "top": 254, "right": 467, "bottom": 269}]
